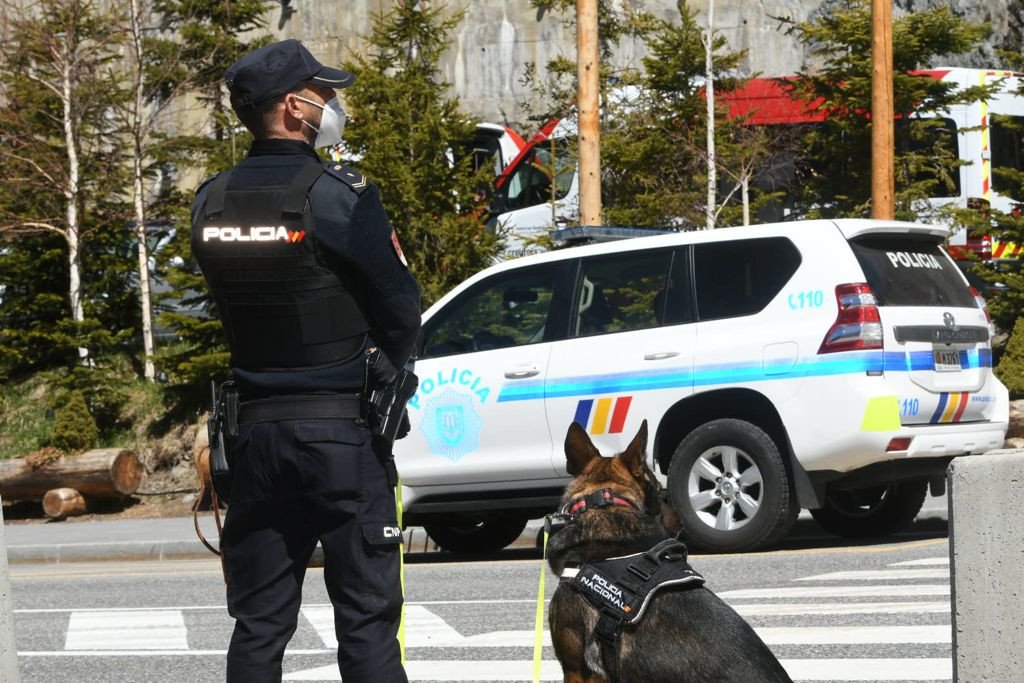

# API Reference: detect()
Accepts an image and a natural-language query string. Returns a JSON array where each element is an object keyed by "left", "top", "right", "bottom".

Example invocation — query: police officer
[{"left": 190, "top": 39, "right": 420, "bottom": 683}]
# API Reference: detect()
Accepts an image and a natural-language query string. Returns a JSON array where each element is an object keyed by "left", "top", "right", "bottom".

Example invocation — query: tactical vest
[{"left": 193, "top": 162, "right": 369, "bottom": 372}]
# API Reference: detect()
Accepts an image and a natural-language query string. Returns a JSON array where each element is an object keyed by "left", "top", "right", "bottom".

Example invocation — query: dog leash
[
  {"left": 532, "top": 516, "right": 552, "bottom": 683},
  {"left": 396, "top": 476, "right": 406, "bottom": 665}
]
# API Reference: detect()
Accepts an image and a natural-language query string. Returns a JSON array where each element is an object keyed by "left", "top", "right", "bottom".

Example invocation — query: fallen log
[
  {"left": 43, "top": 487, "right": 87, "bottom": 520},
  {"left": 0, "top": 448, "right": 142, "bottom": 501}
]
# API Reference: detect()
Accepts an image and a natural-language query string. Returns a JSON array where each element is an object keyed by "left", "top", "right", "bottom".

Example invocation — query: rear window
[{"left": 849, "top": 236, "right": 975, "bottom": 307}]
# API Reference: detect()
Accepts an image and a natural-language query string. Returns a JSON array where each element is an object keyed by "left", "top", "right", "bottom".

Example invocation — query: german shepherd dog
[{"left": 546, "top": 420, "right": 792, "bottom": 683}]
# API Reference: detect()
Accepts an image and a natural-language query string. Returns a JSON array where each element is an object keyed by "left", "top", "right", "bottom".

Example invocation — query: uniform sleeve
[{"left": 316, "top": 183, "right": 422, "bottom": 368}]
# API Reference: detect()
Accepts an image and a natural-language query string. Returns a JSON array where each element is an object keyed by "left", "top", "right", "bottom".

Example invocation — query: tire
[
  {"left": 423, "top": 514, "right": 528, "bottom": 553},
  {"left": 810, "top": 480, "right": 928, "bottom": 538},
  {"left": 667, "top": 419, "right": 797, "bottom": 553}
]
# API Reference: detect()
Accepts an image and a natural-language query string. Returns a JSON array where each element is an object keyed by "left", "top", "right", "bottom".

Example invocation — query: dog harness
[{"left": 560, "top": 538, "right": 705, "bottom": 682}]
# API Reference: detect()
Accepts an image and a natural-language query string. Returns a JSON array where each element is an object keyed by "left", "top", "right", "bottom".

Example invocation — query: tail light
[
  {"left": 969, "top": 286, "right": 990, "bottom": 321},
  {"left": 818, "top": 283, "right": 883, "bottom": 353},
  {"left": 970, "top": 286, "right": 996, "bottom": 337}
]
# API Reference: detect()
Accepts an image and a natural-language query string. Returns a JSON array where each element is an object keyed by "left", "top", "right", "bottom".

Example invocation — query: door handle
[
  {"left": 504, "top": 365, "right": 540, "bottom": 379},
  {"left": 643, "top": 351, "right": 679, "bottom": 361}
]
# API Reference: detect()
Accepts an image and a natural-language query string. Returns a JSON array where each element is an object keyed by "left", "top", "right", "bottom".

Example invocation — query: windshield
[{"left": 504, "top": 138, "right": 575, "bottom": 211}]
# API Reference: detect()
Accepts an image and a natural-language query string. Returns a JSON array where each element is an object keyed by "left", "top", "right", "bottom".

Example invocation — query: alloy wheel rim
[{"left": 687, "top": 445, "right": 763, "bottom": 531}]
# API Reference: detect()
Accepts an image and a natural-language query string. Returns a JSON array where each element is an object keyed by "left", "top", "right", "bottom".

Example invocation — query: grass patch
[
  {"left": 0, "top": 375, "right": 54, "bottom": 460},
  {"left": 0, "top": 363, "right": 180, "bottom": 461}
]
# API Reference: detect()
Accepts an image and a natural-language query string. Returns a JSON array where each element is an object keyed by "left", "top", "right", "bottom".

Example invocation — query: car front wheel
[
  {"left": 667, "top": 419, "right": 797, "bottom": 552},
  {"left": 809, "top": 481, "right": 928, "bottom": 538},
  {"left": 423, "top": 514, "right": 528, "bottom": 553}
]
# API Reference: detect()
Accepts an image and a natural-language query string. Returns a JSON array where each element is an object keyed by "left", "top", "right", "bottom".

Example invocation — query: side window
[
  {"left": 420, "top": 263, "right": 570, "bottom": 359},
  {"left": 694, "top": 237, "right": 801, "bottom": 320},
  {"left": 504, "top": 138, "right": 574, "bottom": 211},
  {"left": 991, "top": 114, "right": 1024, "bottom": 193},
  {"left": 895, "top": 117, "right": 962, "bottom": 198},
  {"left": 572, "top": 250, "right": 673, "bottom": 337}
]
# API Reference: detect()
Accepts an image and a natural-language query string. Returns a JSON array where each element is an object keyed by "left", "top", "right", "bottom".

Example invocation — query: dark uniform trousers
[{"left": 221, "top": 417, "right": 407, "bottom": 682}]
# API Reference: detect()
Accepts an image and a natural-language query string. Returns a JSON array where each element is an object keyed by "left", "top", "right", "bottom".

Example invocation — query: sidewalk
[
  {"left": 1, "top": 500, "right": 949, "bottom": 564},
  {"left": 0, "top": 514, "right": 472, "bottom": 563}
]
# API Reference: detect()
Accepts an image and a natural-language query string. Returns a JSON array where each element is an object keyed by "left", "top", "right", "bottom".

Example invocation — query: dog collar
[{"left": 561, "top": 488, "right": 640, "bottom": 516}]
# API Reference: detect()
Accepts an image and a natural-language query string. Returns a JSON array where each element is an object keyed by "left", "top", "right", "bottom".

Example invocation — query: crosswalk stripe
[
  {"left": 33, "top": 554, "right": 959, "bottom": 681},
  {"left": 303, "top": 605, "right": 465, "bottom": 648},
  {"left": 756, "top": 624, "right": 950, "bottom": 645},
  {"left": 782, "top": 658, "right": 951, "bottom": 681},
  {"left": 730, "top": 601, "right": 949, "bottom": 616},
  {"left": 64, "top": 610, "right": 189, "bottom": 651},
  {"left": 891, "top": 557, "right": 949, "bottom": 566},
  {"left": 795, "top": 569, "right": 949, "bottom": 581},
  {"left": 282, "top": 657, "right": 952, "bottom": 681},
  {"left": 718, "top": 584, "right": 950, "bottom": 599}
]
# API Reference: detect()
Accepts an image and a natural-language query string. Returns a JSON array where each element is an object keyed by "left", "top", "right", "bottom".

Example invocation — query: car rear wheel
[
  {"left": 810, "top": 480, "right": 929, "bottom": 538},
  {"left": 423, "top": 514, "right": 528, "bottom": 553},
  {"left": 667, "top": 419, "right": 797, "bottom": 552}
]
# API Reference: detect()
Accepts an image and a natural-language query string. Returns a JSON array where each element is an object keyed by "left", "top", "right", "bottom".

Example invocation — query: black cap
[{"left": 225, "top": 39, "right": 355, "bottom": 110}]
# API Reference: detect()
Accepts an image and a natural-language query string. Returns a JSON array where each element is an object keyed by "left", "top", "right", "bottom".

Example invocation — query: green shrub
[
  {"left": 50, "top": 390, "right": 98, "bottom": 453},
  {"left": 996, "top": 317, "right": 1024, "bottom": 400}
]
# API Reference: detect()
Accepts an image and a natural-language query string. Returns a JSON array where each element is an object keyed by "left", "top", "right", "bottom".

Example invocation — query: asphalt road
[{"left": 9, "top": 509, "right": 954, "bottom": 683}]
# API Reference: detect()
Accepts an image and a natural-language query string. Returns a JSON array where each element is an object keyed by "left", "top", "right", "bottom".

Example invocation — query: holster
[
  {"left": 364, "top": 348, "right": 419, "bottom": 448},
  {"left": 208, "top": 380, "right": 239, "bottom": 503}
]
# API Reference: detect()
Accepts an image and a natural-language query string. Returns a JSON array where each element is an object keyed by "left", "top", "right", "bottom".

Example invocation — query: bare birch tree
[{"left": 0, "top": 0, "right": 124, "bottom": 364}]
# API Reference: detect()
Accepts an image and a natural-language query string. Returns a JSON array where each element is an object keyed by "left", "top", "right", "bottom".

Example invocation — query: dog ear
[
  {"left": 564, "top": 421, "right": 601, "bottom": 476},
  {"left": 620, "top": 419, "right": 649, "bottom": 479}
]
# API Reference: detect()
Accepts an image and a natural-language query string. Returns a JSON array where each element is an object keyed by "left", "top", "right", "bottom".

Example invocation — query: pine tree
[
  {"left": 528, "top": 1, "right": 778, "bottom": 230},
  {"left": 0, "top": 0, "right": 135, "bottom": 379},
  {"left": 148, "top": 0, "right": 271, "bottom": 391},
  {"left": 50, "top": 389, "right": 98, "bottom": 453},
  {"left": 601, "top": 1, "right": 752, "bottom": 229},
  {"left": 780, "top": 1, "right": 991, "bottom": 220},
  {"left": 341, "top": 2, "right": 499, "bottom": 305},
  {"left": 996, "top": 316, "right": 1024, "bottom": 399}
]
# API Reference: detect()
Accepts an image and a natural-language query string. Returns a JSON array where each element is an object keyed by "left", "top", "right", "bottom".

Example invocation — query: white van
[{"left": 394, "top": 218, "right": 1009, "bottom": 553}]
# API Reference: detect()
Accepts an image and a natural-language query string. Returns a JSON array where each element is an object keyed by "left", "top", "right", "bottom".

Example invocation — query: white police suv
[{"left": 394, "top": 219, "right": 1009, "bottom": 553}]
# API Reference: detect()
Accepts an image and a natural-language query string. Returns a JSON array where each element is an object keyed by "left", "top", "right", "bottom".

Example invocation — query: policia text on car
[{"left": 190, "top": 39, "right": 421, "bottom": 683}]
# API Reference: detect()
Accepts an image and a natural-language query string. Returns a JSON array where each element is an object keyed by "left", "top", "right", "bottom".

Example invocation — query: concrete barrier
[
  {"left": 948, "top": 449, "right": 1024, "bottom": 682},
  {"left": 0, "top": 499, "right": 22, "bottom": 682}
]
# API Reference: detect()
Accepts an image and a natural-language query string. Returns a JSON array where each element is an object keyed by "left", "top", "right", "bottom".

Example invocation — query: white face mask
[{"left": 295, "top": 95, "right": 347, "bottom": 149}]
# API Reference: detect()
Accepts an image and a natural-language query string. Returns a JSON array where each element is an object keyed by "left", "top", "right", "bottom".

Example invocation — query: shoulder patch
[
  {"left": 323, "top": 162, "right": 371, "bottom": 194},
  {"left": 195, "top": 172, "right": 220, "bottom": 196}
]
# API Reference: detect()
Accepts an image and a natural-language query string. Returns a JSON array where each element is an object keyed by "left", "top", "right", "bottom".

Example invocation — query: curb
[
  {"left": 4, "top": 507, "right": 949, "bottom": 564},
  {"left": 6, "top": 539, "right": 214, "bottom": 564}
]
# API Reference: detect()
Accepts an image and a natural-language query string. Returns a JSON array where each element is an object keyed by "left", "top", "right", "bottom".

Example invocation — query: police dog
[{"left": 546, "top": 420, "right": 792, "bottom": 683}]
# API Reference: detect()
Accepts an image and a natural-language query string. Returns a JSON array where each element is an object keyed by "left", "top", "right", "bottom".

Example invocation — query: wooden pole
[
  {"left": 577, "top": 0, "right": 601, "bottom": 226},
  {"left": 871, "top": 0, "right": 894, "bottom": 219}
]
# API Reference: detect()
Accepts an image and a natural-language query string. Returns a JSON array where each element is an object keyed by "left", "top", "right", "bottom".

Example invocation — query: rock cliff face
[{"left": 268, "top": 0, "right": 1021, "bottom": 126}]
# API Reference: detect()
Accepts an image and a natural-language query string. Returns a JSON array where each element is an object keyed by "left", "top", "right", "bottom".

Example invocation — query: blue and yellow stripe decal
[{"left": 496, "top": 349, "right": 992, "bottom": 403}]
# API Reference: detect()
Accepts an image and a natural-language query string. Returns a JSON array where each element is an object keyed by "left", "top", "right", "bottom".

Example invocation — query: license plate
[{"left": 934, "top": 350, "right": 961, "bottom": 372}]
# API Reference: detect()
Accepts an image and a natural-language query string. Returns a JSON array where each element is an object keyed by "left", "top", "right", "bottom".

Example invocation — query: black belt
[{"left": 238, "top": 394, "right": 363, "bottom": 423}]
